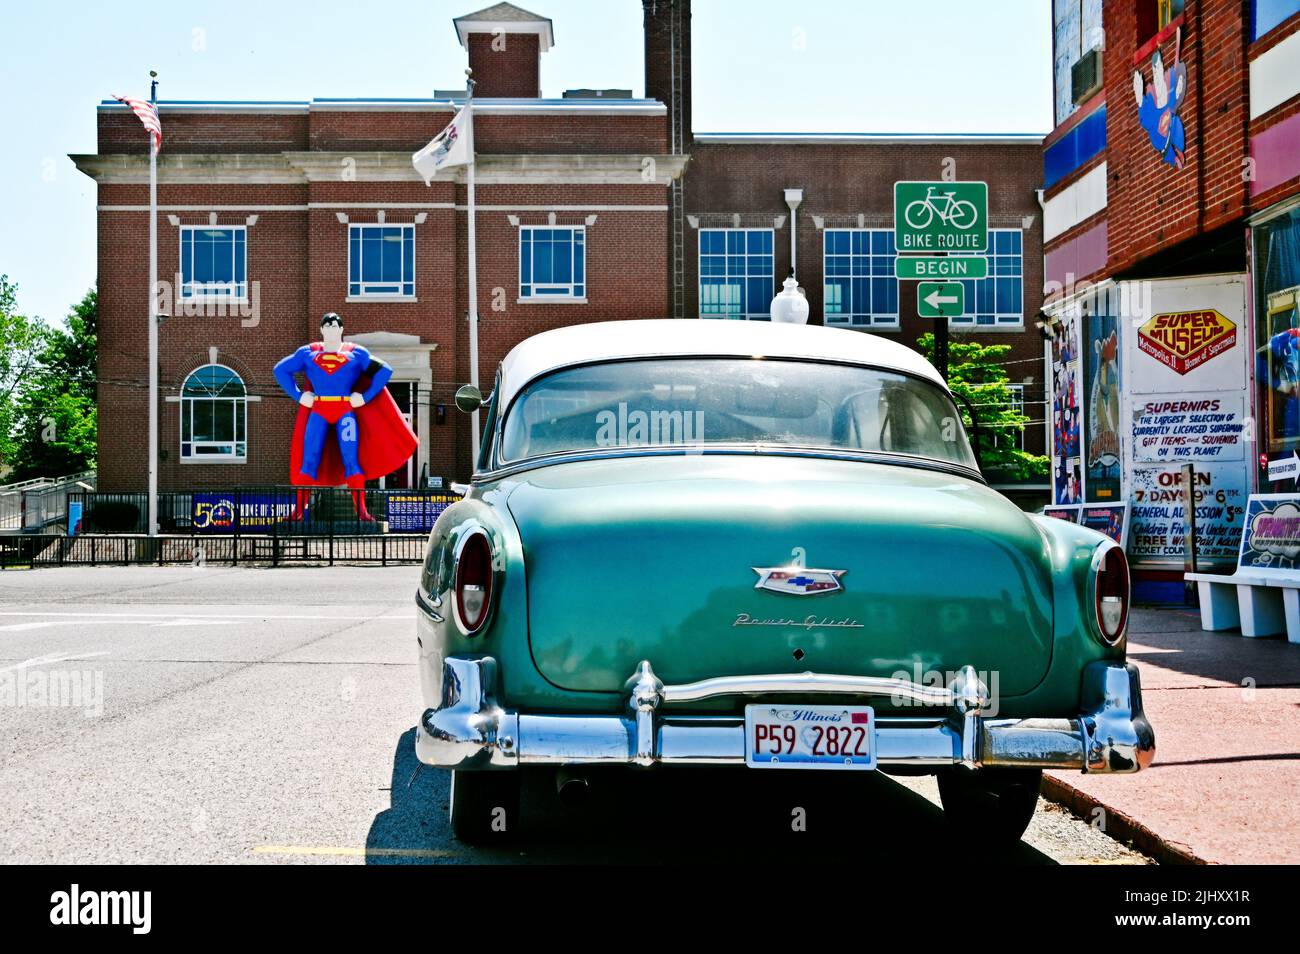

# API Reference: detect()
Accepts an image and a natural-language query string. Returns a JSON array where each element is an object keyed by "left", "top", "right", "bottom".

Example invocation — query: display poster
[
  {"left": 1258, "top": 286, "right": 1300, "bottom": 478},
  {"left": 1051, "top": 309, "right": 1082, "bottom": 504},
  {"left": 1084, "top": 310, "right": 1122, "bottom": 501},
  {"left": 1079, "top": 502, "right": 1129, "bottom": 547},
  {"left": 1042, "top": 506, "right": 1080, "bottom": 523},
  {"left": 1236, "top": 494, "right": 1300, "bottom": 575}
]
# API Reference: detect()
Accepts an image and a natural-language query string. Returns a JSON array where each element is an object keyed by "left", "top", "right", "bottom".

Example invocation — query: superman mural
[
  {"left": 273, "top": 313, "right": 418, "bottom": 520},
  {"left": 1133, "top": 27, "right": 1187, "bottom": 170}
]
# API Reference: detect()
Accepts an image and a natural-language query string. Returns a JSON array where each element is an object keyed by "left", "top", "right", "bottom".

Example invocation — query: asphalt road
[{"left": 0, "top": 565, "right": 1151, "bottom": 865}]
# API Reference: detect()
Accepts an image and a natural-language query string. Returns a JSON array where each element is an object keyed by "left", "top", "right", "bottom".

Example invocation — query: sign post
[{"left": 1181, "top": 462, "right": 1199, "bottom": 604}]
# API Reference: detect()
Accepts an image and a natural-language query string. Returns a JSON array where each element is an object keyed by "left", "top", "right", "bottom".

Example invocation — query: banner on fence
[
  {"left": 192, "top": 494, "right": 294, "bottom": 533},
  {"left": 386, "top": 492, "right": 460, "bottom": 533}
]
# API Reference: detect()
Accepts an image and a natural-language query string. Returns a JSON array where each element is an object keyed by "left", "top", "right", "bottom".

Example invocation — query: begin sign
[{"left": 895, "top": 255, "right": 987, "bottom": 280}]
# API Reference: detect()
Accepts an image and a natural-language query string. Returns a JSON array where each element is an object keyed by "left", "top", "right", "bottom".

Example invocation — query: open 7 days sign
[{"left": 1136, "top": 309, "right": 1237, "bottom": 375}]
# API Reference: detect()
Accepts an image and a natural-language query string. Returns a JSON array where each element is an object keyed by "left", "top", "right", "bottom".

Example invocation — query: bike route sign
[{"left": 893, "top": 181, "right": 988, "bottom": 253}]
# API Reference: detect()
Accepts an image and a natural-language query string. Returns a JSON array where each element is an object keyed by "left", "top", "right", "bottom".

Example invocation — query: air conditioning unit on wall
[{"left": 1072, "top": 48, "right": 1103, "bottom": 105}]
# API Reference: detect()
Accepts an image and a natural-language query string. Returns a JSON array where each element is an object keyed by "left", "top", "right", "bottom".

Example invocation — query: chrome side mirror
[{"left": 454, "top": 384, "right": 484, "bottom": 413}]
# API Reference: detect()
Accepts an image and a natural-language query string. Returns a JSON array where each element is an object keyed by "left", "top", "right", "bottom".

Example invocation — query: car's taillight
[
  {"left": 1094, "top": 546, "right": 1129, "bottom": 645},
  {"left": 454, "top": 531, "right": 494, "bottom": 634}
]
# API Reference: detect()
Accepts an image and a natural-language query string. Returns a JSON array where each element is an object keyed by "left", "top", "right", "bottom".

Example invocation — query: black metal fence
[
  {"left": 67, "top": 486, "right": 458, "bottom": 536},
  {"left": 0, "top": 532, "right": 427, "bottom": 569}
]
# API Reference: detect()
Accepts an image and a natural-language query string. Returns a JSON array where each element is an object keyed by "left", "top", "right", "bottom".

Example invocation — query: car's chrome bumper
[{"left": 415, "top": 657, "right": 1155, "bottom": 774}]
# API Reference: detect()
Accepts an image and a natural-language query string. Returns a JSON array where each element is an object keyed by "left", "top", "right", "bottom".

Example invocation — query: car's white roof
[{"left": 496, "top": 319, "right": 946, "bottom": 409}]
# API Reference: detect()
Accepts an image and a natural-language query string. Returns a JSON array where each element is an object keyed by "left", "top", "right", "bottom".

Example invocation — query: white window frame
[
  {"left": 179, "top": 364, "right": 248, "bottom": 463},
  {"left": 348, "top": 223, "right": 416, "bottom": 300},
  {"left": 697, "top": 227, "right": 775, "bottom": 320},
  {"left": 518, "top": 224, "right": 587, "bottom": 301},
  {"left": 178, "top": 225, "right": 248, "bottom": 303},
  {"left": 821, "top": 227, "right": 900, "bottom": 329}
]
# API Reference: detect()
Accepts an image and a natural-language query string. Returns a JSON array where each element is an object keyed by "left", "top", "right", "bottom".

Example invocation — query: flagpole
[
  {"left": 147, "top": 71, "right": 159, "bottom": 537},
  {"left": 465, "top": 72, "right": 481, "bottom": 468}
]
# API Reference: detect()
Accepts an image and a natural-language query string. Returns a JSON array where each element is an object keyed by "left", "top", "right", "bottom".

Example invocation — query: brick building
[
  {"left": 1043, "top": 0, "right": 1300, "bottom": 590},
  {"left": 75, "top": 0, "right": 1048, "bottom": 499}
]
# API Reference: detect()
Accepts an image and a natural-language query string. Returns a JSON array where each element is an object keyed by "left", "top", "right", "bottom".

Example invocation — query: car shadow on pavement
[{"left": 365, "top": 729, "right": 1057, "bottom": 865}]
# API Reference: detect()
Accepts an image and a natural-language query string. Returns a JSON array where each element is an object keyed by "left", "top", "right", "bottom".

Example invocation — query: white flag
[{"left": 413, "top": 104, "right": 474, "bottom": 184}]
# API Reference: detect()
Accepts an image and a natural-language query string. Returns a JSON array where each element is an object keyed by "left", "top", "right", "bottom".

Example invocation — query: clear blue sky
[{"left": 0, "top": 0, "right": 1051, "bottom": 326}]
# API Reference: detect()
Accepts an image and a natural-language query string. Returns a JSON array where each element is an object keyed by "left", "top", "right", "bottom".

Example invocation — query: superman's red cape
[{"left": 288, "top": 384, "right": 418, "bottom": 487}]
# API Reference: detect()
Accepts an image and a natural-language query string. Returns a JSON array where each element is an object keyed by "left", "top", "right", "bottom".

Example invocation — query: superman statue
[{"left": 273, "top": 313, "right": 418, "bottom": 521}]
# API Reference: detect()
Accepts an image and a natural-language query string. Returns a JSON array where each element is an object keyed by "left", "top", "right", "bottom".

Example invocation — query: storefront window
[{"left": 1253, "top": 206, "right": 1300, "bottom": 486}]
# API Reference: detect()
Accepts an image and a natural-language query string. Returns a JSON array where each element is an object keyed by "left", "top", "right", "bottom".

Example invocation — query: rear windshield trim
[{"left": 477, "top": 444, "right": 986, "bottom": 485}]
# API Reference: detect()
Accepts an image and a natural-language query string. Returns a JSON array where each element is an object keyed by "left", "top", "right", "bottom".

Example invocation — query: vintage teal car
[{"left": 414, "top": 319, "right": 1154, "bottom": 843}]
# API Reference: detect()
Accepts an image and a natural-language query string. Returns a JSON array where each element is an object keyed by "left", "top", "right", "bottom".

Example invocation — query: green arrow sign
[
  {"left": 917, "top": 281, "right": 965, "bottom": 318},
  {"left": 894, "top": 181, "right": 988, "bottom": 253},
  {"left": 895, "top": 255, "right": 987, "bottom": 280}
]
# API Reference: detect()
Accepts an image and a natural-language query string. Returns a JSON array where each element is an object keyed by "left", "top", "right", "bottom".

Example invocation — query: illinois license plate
[{"left": 744, "top": 704, "right": 876, "bottom": 770}]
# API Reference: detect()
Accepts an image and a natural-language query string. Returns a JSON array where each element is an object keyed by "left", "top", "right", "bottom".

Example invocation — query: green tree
[
  {"left": 1, "top": 285, "right": 98, "bottom": 481},
  {"left": 917, "top": 333, "right": 1048, "bottom": 482},
  {"left": 0, "top": 276, "right": 51, "bottom": 478}
]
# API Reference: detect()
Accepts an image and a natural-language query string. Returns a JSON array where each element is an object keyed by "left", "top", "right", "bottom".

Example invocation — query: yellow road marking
[{"left": 253, "top": 845, "right": 458, "bottom": 859}]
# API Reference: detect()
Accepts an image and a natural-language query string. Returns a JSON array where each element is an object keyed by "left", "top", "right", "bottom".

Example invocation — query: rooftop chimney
[
  {"left": 643, "top": 0, "right": 691, "bottom": 151},
  {"left": 454, "top": 3, "right": 554, "bottom": 98}
]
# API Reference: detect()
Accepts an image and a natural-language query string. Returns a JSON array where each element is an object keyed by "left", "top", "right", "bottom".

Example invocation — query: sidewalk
[{"left": 1044, "top": 605, "right": 1300, "bottom": 864}]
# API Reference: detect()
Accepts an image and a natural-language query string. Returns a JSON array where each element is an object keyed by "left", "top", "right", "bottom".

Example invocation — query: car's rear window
[{"left": 498, "top": 357, "right": 976, "bottom": 469}]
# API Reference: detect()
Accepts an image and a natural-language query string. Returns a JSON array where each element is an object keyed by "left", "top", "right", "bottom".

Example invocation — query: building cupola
[{"left": 453, "top": 3, "right": 554, "bottom": 98}]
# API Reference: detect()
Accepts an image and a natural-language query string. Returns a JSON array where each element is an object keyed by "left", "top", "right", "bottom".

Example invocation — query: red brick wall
[
  {"left": 1103, "top": 0, "right": 1250, "bottom": 274},
  {"left": 467, "top": 32, "right": 541, "bottom": 98},
  {"left": 91, "top": 165, "right": 671, "bottom": 488},
  {"left": 307, "top": 108, "right": 667, "bottom": 154},
  {"left": 99, "top": 110, "right": 308, "bottom": 154},
  {"left": 96, "top": 183, "right": 309, "bottom": 491}
]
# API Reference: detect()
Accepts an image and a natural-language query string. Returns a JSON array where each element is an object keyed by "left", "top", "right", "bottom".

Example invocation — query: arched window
[{"left": 180, "top": 365, "right": 247, "bottom": 460}]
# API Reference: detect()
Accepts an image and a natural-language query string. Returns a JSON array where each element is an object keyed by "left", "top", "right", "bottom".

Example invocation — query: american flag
[{"left": 112, "top": 94, "right": 162, "bottom": 155}]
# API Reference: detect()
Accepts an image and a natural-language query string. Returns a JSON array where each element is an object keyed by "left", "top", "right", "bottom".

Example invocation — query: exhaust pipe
[{"left": 555, "top": 768, "right": 591, "bottom": 808}]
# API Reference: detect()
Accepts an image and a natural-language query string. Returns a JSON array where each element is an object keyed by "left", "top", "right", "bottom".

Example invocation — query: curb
[{"left": 1041, "top": 773, "right": 1207, "bottom": 866}]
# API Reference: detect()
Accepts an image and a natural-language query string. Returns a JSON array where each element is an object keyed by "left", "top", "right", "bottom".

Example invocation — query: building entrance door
[{"left": 374, "top": 381, "right": 417, "bottom": 489}]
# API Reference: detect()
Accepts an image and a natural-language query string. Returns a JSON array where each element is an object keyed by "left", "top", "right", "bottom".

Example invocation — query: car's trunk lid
[{"left": 507, "top": 455, "right": 1054, "bottom": 700}]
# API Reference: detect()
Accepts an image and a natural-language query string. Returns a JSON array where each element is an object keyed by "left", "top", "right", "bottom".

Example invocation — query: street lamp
[{"left": 770, "top": 269, "right": 810, "bottom": 324}]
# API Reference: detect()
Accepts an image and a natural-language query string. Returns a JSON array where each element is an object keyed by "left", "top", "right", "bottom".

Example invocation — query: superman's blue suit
[
  {"left": 273, "top": 342, "right": 395, "bottom": 485},
  {"left": 1260, "top": 329, "right": 1300, "bottom": 443}
]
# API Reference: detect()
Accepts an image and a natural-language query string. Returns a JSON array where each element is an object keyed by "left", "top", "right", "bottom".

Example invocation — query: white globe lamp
[{"left": 770, "top": 271, "right": 810, "bottom": 324}]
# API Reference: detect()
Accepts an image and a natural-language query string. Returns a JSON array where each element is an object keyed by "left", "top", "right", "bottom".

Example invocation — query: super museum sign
[{"left": 1136, "top": 309, "right": 1237, "bottom": 376}]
